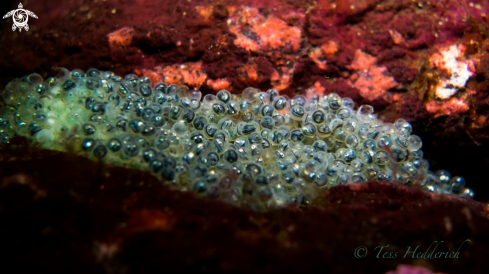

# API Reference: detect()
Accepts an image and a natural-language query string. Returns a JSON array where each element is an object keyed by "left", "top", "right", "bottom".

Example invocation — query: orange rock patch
[
  {"left": 348, "top": 50, "right": 398, "bottom": 101},
  {"left": 227, "top": 6, "right": 301, "bottom": 53},
  {"left": 195, "top": 5, "right": 214, "bottom": 21},
  {"left": 139, "top": 61, "right": 208, "bottom": 87},
  {"left": 348, "top": 49, "right": 377, "bottom": 71},
  {"left": 321, "top": 41, "right": 339, "bottom": 56},
  {"left": 425, "top": 97, "right": 470, "bottom": 118},
  {"left": 237, "top": 62, "right": 260, "bottom": 84},
  {"left": 107, "top": 27, "right": 134, "bottom": 48},
  {"left": 271, "top": 66, "right": 294, "bottom": 92},
  {"left": 353, "top": 66, "right": 398, "bottom": 101},
  {"left": 207, "top": 78, "right": 231, "bottom": 91}
]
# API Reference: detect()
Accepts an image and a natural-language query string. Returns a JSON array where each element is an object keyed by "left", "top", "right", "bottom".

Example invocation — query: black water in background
[{"left": 1, "top": 1, "right": 17, "bottom": 19}]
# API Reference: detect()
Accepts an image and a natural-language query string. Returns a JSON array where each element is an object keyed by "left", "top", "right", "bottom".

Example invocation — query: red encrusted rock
[
  {"left": 1, "top": 138, "right": 489, "bottom": 273},
  {"left": 2, "top": 0, "right": 489, "bottom": 271}
]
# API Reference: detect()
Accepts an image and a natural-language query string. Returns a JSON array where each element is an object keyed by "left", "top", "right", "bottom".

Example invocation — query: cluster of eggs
[{"left": 0, "top": 68, "right": 474, "bottom": 210}]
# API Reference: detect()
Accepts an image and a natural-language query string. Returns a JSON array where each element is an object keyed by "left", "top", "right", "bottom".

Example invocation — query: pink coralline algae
[
  {"left": 107, "top": 27, "right": 135, "bottom": 49},
  {"left": 226, "top": 6, "right": 302, "bottom": 54},
  {"left": 138, "top": 61, "right": 207, "bottom": 88},
  {"left": 346, "top": 50, "right": 399, "bottom": 102}
]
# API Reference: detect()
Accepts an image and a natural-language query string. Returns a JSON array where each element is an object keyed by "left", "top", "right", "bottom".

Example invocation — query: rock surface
[
  {"left": 1, "top": 137, "right": 489, "bottom": 273},
  {"left": 1, "top": 1, "right": 489, "bottom": 200}
]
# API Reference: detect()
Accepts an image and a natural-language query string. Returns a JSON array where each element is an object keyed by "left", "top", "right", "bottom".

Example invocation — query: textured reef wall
[
  {"left": 1, "top": 0, "right": 489, "bottom": 199},
  {"left": 1, "top": 140, "right": 489, "bottom": 273}
]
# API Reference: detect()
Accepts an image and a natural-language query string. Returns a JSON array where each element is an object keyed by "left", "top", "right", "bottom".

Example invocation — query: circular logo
[
  {"left": 13, "top": 10, "right": 28, "bottom": 26},
  {"left": 354, "top": 246, "right": 368, "bottom": 259}
]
